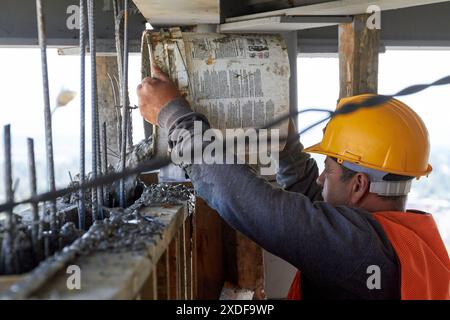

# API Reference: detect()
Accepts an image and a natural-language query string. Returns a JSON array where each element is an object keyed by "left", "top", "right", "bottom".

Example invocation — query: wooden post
[
  {"left": 222, "top": 224, "right": 265, "bottom": 299},
  {"left": 156, "top": 251, "right": 169, "bottom": 299},
  {"left": 339, "top": 14, "right": 380, "bottom": 98},
  {"left": 139, "top": 271, "right": 157, "bottom": 300},
  {"left": 96, "top": 56, "right": 121, "bottom": 166},
  {"left": 192, "top": 198, "right": 224, "bottom": 299},
  {"left": 184, "top": 216, "right": 193, "bottom": 299},
  {"left": 179, "top": 222, "right": 186, "bottom": 299},
  {"left": 168, "top": 235, "right": 179, "bottom": 299}
]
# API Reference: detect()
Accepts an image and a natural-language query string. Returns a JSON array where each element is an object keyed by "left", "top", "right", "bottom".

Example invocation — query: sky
[
  {"left": 297, "top": 50, "right": 450, "bottom": 150},
  {"left": 0, "top": 48, "right": 144, "bottom": 184}
]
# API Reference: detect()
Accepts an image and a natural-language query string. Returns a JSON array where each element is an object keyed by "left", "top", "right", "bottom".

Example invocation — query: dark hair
[
  {"left": 331, "top": 157, "right": 412, "bottom": 202},
  {"left": 340, "top": 164, "right": 358, "bottom": 182}
]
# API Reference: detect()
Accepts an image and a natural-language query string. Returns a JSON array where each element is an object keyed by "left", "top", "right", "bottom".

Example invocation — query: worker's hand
[{"left": 137, "top": 64, "right": 181, "bottom": 125}]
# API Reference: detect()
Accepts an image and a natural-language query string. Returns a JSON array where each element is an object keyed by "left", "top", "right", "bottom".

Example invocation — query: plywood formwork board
[
  {"left": 133, "top": 0, "right": 220, "bottom": 25},
  {"left": 192, "top": 198, "right": 225, "bottom": 299}
]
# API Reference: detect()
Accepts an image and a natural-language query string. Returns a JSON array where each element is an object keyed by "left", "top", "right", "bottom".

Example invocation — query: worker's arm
[
  {"left": 138, "top": 70, "right": 399, "bottom": 294},
  {"left": 275, "top": 121, "right": 323, "bottom": 201}
]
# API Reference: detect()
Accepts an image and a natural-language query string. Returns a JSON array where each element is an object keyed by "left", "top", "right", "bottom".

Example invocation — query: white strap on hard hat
[{"left": 341, "top": 161, "right": 412, "bottom": 196}]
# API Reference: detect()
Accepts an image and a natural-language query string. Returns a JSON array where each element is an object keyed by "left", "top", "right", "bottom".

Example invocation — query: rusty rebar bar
[
  {"left": 36, "top": 0, "right": 58, "bottom": 236},
  {"left": 78, "top": 0, "right": 87, "bottom": 230},
  {"left": 2, "top": 125, "right": 16, "bottom": 274},
  {"left": 27, "top": 138, "right": 42, "bottom": 262},
  {"left": 119, "top": 0, "right": 129, "bottom": 208},
  {"left": 87, "top": 0, "right": 99, "bottom": 222}
]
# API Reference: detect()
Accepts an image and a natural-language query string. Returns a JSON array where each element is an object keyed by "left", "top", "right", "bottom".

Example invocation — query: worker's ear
[{"left": 348, "top": 173, "right": 370, "bottom": 205}]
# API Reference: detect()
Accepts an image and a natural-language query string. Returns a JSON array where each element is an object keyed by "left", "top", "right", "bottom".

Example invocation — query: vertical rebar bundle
[
  {"left": 36, "top": 0, "right": 58, "bottom": 237},
  {"left": 87, "top": 0, "right": 100, "bottom": 221},
  {"left": 113, "top": 0, "right": 123, "bottom": 154},
  {"left": 78, "top": 0, "right": 87, "bottom": 230},
  {"left": 27, "top": 138, "right": 42, "bottom": 262},
  {"left": 2, "top": 125, "right": 16, "bottom": 274},
  {"left": 119, "top": 0, "right": 129, "bottom": 208}
]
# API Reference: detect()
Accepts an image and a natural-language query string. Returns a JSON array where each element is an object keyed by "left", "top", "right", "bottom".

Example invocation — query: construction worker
[{"left": 137, "top": 65, "right": 450, "bottom": 300}]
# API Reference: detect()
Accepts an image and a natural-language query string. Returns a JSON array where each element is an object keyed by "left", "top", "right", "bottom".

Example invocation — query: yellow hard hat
[{"left": 304, "top": 94, "right": 432, "bottom": 178}]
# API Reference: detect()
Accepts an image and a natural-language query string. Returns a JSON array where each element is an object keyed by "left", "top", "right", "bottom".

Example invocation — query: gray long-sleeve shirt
[{"left": 157, "top": 97, "right": 401, "bottom": 299}]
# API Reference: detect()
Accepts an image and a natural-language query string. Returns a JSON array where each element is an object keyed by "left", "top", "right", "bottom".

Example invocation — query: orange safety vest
[{"left": 287, "top": 211, "right": 450, "bottom": 300}]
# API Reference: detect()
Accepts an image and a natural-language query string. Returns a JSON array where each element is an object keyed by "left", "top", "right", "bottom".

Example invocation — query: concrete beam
[{"left": 0, "top": 0, "right": 146, "bottom": 48}]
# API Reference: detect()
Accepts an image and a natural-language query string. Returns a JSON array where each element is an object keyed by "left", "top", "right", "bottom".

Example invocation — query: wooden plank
[
  {"left": 192, "top": 198, "right": 224, "bottom": 299},
  {"left": 30, "top": 204, "right": 187, "bottom": 299},
  {"left": 235, "top": 231, "right": 265, "bottom": 299},
  {"left": 179, "top": 222, "right": 186, "bottom": 299},
  {"left": 139, "top": 270, "right": 157, "bottom": 300},
  {"left": 225, "top": 0, "right": 450, "bottom": 22},
  {"left": 156, "top": 251, "right": 169, "bottom": 300},
  {"left": 219, "top": 15, "right": 351, "bottom": 33},
  {"left": 0, "top": 275, "right": 24, "bottom": 294},
  {"left": 222, "top": 224, "right": 265, "bottom": 300},
  {"left": 138, "top": 172, "right": 159, "bottom": 186},
  {"left": 168, "top": 235, "right": 178, "bottom": 299},
  {"left": 339, "top": 14, "right": 379, "bottom": 98}
]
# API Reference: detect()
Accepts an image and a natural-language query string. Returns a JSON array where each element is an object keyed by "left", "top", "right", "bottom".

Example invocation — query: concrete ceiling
[
  {"left": 131, "top": 0, "right": 450, "bottom": 33},
  {"left": 1, "top": 0, "right": 450, "bottom": 52}
]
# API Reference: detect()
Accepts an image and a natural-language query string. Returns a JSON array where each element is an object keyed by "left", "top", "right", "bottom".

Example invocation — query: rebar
[
  {"left": 36, "top": 0, "right": 58, "bottom": 236},
  {"left": 2, "top": 125, "right": 15, "bottom": 274},
  {"left": 27, "top": 138, "right": 42, "bottom": 262},
  {"left": 119, "top": 0, "right": 129, "bottom": 208},
  {"left": 87, "top": 0, "right": 99, "bottom": 222},
  {"left": 78, "top": 0, "right": 87, "bottom": 231},
  {"left": 113, "top": 1, "right": 123, "bottom": 156},
  {"left": 102, "top": 122, "right": 109, "bottom": 207}
]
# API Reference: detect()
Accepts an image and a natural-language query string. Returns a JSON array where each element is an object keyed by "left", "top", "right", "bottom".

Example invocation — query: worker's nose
[{"left": 316, "top": 171, "right": 325, "bottom": 187}]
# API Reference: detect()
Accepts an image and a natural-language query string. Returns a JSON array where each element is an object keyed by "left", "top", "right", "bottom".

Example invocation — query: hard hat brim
[
  {"left": 303, "top": 143, "right": 322, "bottom": 154},
  {"left": 304, "top": 142, "right": 433, "bottom": 178}
]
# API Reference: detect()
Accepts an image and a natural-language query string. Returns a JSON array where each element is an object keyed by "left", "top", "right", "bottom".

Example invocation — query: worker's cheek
[{"left": 316, "top": 172, "right": 326, "bottom": 201}]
